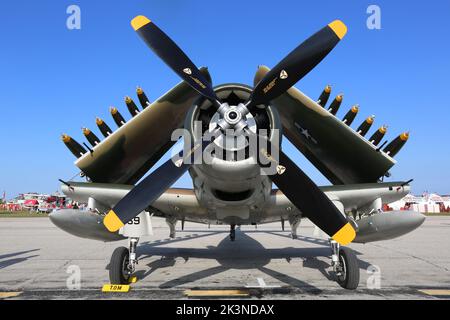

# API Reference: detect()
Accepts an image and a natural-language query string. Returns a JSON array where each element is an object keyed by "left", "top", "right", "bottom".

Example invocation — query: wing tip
[
  {"left": 328, "top": 20, "right": 347, "bottom": 40},
  {"left": 131, "top": 15, "right": 151, "bottom": 31},
  {"left": 103, "top": 210, "right": 124, "bottom": 232}
]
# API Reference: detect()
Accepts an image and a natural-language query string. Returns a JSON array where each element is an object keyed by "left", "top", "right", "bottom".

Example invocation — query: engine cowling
[{"left": 184, "top": 83, "right": 281, "bottom": 208}]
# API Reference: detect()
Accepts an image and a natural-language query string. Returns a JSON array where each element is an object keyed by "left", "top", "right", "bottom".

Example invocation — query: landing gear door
[{"left": 119, "top": 212, "right": 153, "bottom": 237}]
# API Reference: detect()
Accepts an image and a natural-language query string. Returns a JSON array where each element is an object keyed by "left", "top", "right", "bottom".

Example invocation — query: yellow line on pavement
[
  {"left": 0, "top": 292, "right": 22, "bottom": 299},
  {"left": 419, "top": 289, "right": 450, "bottom": 296}
]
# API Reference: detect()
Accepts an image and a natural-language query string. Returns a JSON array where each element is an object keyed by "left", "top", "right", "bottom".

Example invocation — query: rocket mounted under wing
[
  {"left": 63, "top": 68, "right": 211, "bottom": 184},
  {"left": 255, "top": 66, "right": 409, "bottom": 185}
]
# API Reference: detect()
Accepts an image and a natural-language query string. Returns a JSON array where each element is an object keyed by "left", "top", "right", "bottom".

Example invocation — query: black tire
[
  {"left": 109, "top": 247, "right": 130, "bottom": 285},
  {"left": 336, "top": 247, "right": 360, "bottom": 290}
]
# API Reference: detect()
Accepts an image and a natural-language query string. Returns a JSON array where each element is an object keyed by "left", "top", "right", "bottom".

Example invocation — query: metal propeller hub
[
  {"left": 208, "top": 103, "right": 257, "bottom": 153},
  {"left": 225, "top": 109, "right": 241, "bottom": 125},
  {"left": 215, "top": 102, "right": 252, "bottom": 131}
]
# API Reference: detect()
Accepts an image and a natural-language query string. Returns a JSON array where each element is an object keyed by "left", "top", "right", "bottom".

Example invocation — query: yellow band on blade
[
  {"left": 131, "top": 16, "right": 151, "bottom": 31},
  {"left": 332, "top": 223, "right": 356, "bottom": 245},
  {"left": 104, "top": 210, "right": 124, "bottom": 232},
  {"left": 328, "top": 20, "right": 347, "bottom": 40}
]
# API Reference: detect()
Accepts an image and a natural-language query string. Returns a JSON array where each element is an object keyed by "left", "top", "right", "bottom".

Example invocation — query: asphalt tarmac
[{"left": 0, "top": 216, "right": 449, "bottom": 300}]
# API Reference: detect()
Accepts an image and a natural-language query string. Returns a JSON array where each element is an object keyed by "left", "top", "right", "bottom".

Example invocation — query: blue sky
[{"left": 0, "top": 0, "right": 449, "bottom": 199}]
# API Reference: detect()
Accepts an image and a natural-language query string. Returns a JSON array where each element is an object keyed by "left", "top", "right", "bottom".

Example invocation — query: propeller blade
[
  {"left": 249, "top": 20, "right": 347, "bottom": 107},
  {"left": 131, "top": 16, "right": 220, "bottom": 107},
  {"left": 254, "top": 132, "right": 355, "bottom": 245},
  {"left": 103, "top": 141, "right": 206, "bottom": 232}
]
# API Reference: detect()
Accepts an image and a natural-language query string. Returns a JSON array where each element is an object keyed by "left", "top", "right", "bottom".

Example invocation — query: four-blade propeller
[{"left": 103, "top": 15, "right": 355, "bottom": 245}]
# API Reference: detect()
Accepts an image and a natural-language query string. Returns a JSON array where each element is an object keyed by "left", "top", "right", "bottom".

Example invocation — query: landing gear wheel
[
  {"left": 109, "top": 247, "right": 131, "bottom": 285},
  {"left": 335, "top": 247, "right": 359, "bottom": 290}
]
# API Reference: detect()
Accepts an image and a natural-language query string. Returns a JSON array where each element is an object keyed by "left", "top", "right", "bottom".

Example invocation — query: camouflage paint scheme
[
  {"left": 54, "top": 72, "right": 422, "bottom": 244},
  {"left": 254, "top": 65, "right": 396, "bottom": 185},
  {"left": 75, "top": 68, "right": 211, "bottom": 185}
]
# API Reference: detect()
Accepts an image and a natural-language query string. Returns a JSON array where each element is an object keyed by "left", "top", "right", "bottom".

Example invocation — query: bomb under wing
[
  {"left": 384, "top": 132, "right": 409, "bottom": 157},
  {"left": 125, "top": 96, "right": 140, "bottom": 116},
  {"left": 342, "top": 105, "right": 359, "bottom": 125},
  {"left": 357, "top": 115, "right": 375, "bottom": 136},
  {"left": 328, "top": 94, "right": 343, "bottom": 115},
  {"left": 82, "top": 127, "right": 101, "bottom": 147},
  {"left": 369, "top": 125, "right": 388, "bottom": 146},
  {"left": 137, "top": 87, "right": 150, "bottom": 109},
  {"left": 62, "top": 134, "right": 86, "bottom": 158},
  {"left": 96, "top": 117, "right": 113, "bottom": 137},
  {"left": 110, "top": 107, "right": 126, "bottom": 128},
  {"left": 317, "top": 85, "right": 332, "bottom": 107}
]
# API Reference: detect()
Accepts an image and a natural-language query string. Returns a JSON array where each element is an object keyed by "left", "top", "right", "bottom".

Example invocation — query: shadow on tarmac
[
  {"left": 0, "top": 249, "right": 40, "bottom": 270},
  {"left": 128, "top": 228, "right": 371, "bottom": 292}
]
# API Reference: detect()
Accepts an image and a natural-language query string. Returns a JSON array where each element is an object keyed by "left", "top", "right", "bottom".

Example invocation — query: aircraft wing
[
  {"left": 72, "top": 68, "right": 211, "bottom": 185},
  {"left": 265, "top": 181, "right": 409, "bottom": 218},
  {"left": 61, "top": 182, "right": 210, "bottom": 224},
  {"left": 61, "top": 181, "right": 409, "bottom": 223},
  {"left": 254, "top": 66, "right": 398, "bottom": 185}
]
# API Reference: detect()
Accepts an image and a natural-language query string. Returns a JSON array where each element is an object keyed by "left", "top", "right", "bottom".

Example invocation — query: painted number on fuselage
[{"left": 127, "top": 217, "right": 140, "bottom": 225}]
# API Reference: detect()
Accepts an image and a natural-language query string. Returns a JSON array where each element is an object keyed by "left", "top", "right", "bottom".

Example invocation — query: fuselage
[{"left": 184, "top": 83, "right": 282, "bottom": 225}]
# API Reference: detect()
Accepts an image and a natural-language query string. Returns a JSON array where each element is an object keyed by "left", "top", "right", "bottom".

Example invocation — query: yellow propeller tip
[
  {"left": 131, "top": 15, "right": 151, "bottom": 31},
  {"left": 103, "top": 210, "right": 124, "bottom": 232},
  {"left": 329, "top": 20, "right": 347, "bottom": 40},
  {"left": 332, "top": 223, "right": 356, "bottom": 245}
]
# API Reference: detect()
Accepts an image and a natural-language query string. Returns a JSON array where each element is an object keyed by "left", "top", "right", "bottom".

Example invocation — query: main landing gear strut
[
  {"left": 329, "top": 239, "right": 359, "bottom": 290},
  {"left": 109, "top": 237, "right": 139, "bottom": 285}
]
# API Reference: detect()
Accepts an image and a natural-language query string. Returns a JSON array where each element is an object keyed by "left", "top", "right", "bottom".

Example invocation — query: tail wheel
[
  {"left": 109, "top": 246, "right": 131, "bottom": 285},
  {"left": 335, "top": 247, "right": 360, "bottom": 290}
]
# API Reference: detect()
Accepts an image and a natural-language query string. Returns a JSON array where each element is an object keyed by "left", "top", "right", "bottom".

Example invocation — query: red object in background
[
  {"left": 24, "top": 199, "right": 39, "bottom": 206},
  {"left": 46, "top": 196, "right": 57, "bottom": 203}
]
